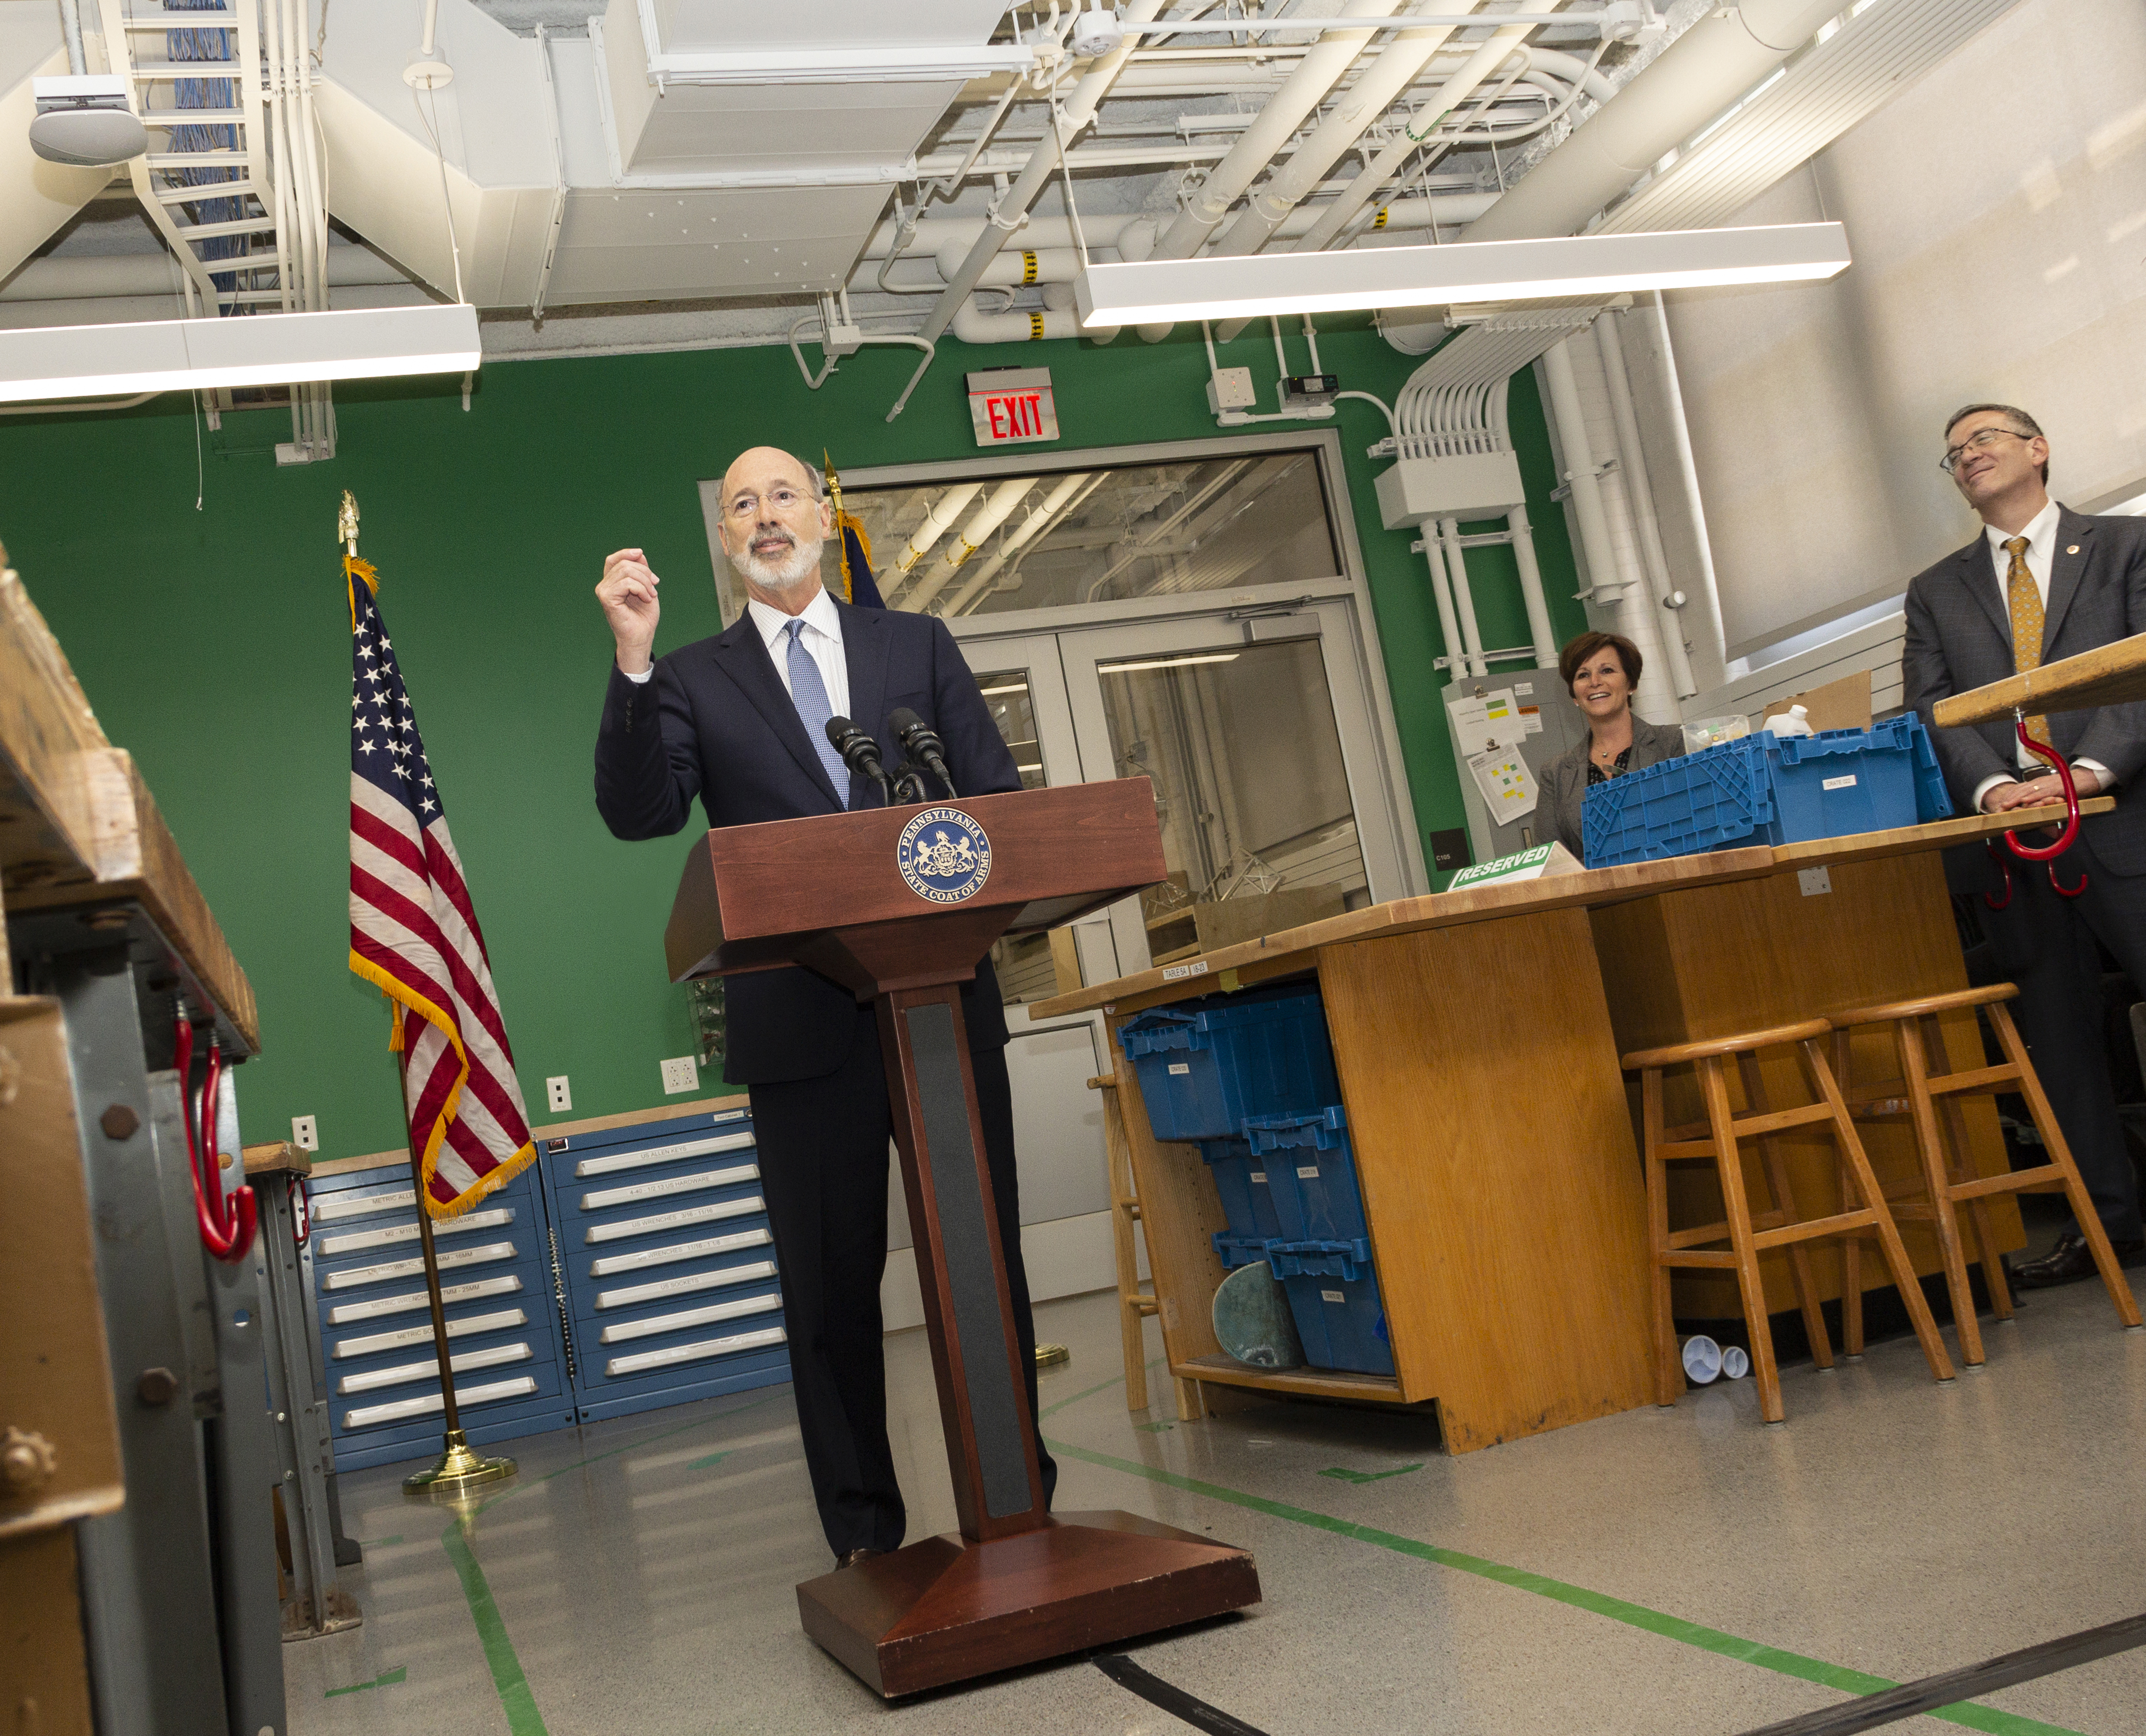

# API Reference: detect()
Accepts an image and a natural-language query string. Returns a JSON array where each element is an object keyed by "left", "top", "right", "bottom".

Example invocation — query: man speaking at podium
[{"left": 591, "top": 446, "right": 1056, "bottom": 1568}]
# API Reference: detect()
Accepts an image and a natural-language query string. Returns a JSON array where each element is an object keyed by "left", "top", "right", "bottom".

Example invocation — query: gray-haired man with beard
[{"left": 590, "top": 445, "right": 1056, "bottom": 1571}]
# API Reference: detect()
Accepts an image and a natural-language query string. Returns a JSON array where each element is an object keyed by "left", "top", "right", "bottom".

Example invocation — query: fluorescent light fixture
[
  {"left": 0, "top": 304, "right": 482, "bottom": 404},
  {"left": 1096, "top": 653, "right": 1241, "bottom": 675},
  {"left": 1073, "top": 223, "right": 1851, "bottom": 328},
  {"left": 978, "top": 682, "right": 1031, "bottom": 696}
]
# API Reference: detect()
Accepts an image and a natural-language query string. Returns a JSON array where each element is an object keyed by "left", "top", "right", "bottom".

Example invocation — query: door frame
[{"left": 835, "top": 428, "right": 1429, "bottom": 897}]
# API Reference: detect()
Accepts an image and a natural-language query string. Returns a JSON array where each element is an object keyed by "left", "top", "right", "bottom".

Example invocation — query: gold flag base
[
  {"left": 1034, "top": 1343, "right": 1070, "bottom": 1368},
  {"left": 402, "top": 1429, "right": 517, "bottom": 1501}
]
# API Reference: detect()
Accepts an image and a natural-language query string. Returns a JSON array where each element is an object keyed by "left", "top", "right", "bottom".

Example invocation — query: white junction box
[
  {"left": 291, "top": 1114, "right": 318, "bottom": 1153},
  {"left": 1205, "top": 367, "right": 1256, "bottom": 415},
  {"left": 1375, "top": 452, "right": 1527, "bottom": 529},
  {"left": 660, "top": 1055, "right": 699, "bottom": 1095},
  {"left": 546, "top": 1075, "right": 572, "bottom": 1113}
]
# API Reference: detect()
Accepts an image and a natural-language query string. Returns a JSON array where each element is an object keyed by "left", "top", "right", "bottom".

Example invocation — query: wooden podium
[{"left": 665, "top": 779, "right": 1261, "bottom": 1696}]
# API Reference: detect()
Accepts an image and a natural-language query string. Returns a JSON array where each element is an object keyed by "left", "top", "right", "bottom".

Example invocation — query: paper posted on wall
[
  {"left": 1449, "top": 687, "right": 1527, "bottom": 757},
  {"left": 1466, "top": 744, "right": 1539, "bottom": 821}
]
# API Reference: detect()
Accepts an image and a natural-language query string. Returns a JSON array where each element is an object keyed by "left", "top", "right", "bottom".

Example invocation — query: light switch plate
[
  {"left": 660, "top": 1055, "right": 699, "bottom": 1095},
  {"left": 546, "top": 1075, "right": 571, "bottom": 1113},
  {"left": 291, "top": 1114, "right": 318, "bottom": 1152}
]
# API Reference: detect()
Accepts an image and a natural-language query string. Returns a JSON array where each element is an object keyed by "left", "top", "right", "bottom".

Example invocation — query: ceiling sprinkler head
[
  {"left": 403, "top": 46, "right": 455, "bottom": 90},
  {"left": 1070, "top": 3, "right": 1124, "bottom": 60},
  {"left": 29, "top": 75, "right": 146, "bottom": 167}
]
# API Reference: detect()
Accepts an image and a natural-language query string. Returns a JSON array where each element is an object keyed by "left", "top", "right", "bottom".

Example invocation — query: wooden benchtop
[
  {"left": 0, "top": 554, "right": 258, "bottom": 1051},
  {"left": 1933, "top": 633, "right": 2146, "bottom": 726},
  {"left": 1031, "top": 801, "right": 2110, "bottom": 1019}
]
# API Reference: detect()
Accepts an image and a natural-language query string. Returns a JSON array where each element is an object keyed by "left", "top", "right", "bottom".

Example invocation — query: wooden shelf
[
  {"left": 1172, "top": 1354, "right": 1410, "bottom": 1404},
  {"left": 1932, "top": 632, "right": 2146, "bottom": 726}
]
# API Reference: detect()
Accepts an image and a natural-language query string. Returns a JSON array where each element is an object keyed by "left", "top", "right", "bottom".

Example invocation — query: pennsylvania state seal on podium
[{"left": 897, "top": 807, "right": 993, "bottom": 904}]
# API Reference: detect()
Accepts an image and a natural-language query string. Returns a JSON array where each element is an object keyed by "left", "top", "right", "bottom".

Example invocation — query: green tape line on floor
[
  {"left": 325, "top": 1664, "right": 407, "bottom": 1698},
  {"left": 441, "top": 1523, "right": 549, "bottom": 1736},
  {"left": 1043, "top": 1436, "right": 2085, "bottom": 1736}
]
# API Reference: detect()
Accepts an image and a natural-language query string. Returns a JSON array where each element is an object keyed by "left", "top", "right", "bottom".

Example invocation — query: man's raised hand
[{"left": 599, "top": 547, "right": 662, "bottom": 674}]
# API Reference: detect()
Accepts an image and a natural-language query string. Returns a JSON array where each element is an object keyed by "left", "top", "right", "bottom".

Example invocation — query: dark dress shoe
[
  {"left": 837, "top": 1547, "right": 884, "bottom": 1571},
  {"left": 2010, "top": 1231, "right": 2144, "bottom": 1289}
]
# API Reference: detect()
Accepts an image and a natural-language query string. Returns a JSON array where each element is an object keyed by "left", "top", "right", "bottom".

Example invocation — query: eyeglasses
[
  {"left": 1940, "top": 427, "right": 2033, "bottom": 474},
  {"left": 725, "top": 486, "right": 813, "bottom": 520}
]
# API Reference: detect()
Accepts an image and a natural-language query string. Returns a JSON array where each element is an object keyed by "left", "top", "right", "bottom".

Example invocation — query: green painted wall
[{"left": 0, "top": 321, "right": 1585, "bottom": 1159}]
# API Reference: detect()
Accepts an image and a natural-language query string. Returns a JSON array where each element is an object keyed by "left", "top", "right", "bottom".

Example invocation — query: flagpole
[{"left": 336, "top": 489, "right": 512, "bottom": 1502}]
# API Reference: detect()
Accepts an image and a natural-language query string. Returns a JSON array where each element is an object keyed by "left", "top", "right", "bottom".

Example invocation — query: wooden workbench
[
  {"left": 1036, "top": 804, "right": 2103, "bottom": 1452},
  {"left": 1932, "top": 631, "right": 2146, "bottom": 725}
]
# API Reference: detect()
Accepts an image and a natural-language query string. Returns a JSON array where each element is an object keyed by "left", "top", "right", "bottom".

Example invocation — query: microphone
[
  {"left": 824, "top": 715, "right": 892, "bottom": 806},
  {"left": 889, "top": 707, "right": 958, "bottom": 797}
]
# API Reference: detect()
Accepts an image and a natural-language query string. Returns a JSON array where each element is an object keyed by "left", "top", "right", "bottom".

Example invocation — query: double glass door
[{"left": 962, "top": 597, "right": 1414, "bottom": 1004}]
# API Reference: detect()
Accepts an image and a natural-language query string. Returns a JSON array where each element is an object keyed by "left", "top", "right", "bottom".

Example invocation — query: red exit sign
[{"left": 966, "top": 367, "right": 1059, "bottom": 447}]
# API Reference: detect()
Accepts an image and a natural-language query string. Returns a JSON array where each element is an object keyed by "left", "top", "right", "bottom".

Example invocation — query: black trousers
[
  {"left": 747, "top": 1007, "right": 1057, "bottom": 1558},
  {"left": 1978, "top": 827, "right": 2146, "bottom": 1243}
]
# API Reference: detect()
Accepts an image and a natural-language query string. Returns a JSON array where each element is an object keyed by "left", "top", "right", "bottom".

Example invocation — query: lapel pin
[{"left": 2067, "top": 544, "right": 2080, "bottom": 555}]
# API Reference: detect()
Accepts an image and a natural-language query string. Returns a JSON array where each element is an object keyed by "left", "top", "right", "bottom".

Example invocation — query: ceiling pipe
[
  {"left": 940, "top": 472, "right": 1100, "bottom": 618},
  {"left": 903, "top": 476, "right": 1040, "bottom": 613},
  {"left": 1463, "top": 0, "right": 1854, "bottom": 242},
  {"left": 890, "top": 0, "right": 1169, "bottom": 420},
  {"left": 883, "top": 483, "right": 985, "bottom": 599},
  {"left": 1205, "top": 1, "right": 1487, "bottom": 264},
  {"left": 1286, "top": 15, "right": 1549, "bottom": 259},
  {"left": 1137, "top": 0, "right": 1409, "bottom": 341},
  {"left": 0, "top": 247, "right": 412, "bottom": 302}
]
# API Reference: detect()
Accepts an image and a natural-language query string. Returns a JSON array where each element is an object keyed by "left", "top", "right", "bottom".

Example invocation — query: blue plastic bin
[
  {"left": 1244, "top": 1106, "right": 1368, "bottom": 1245},
  {"left": 1583, "top": 716, "right": 1954, "bottom": 867},
  {"left": 1200, "top": 1139, "right": 1286, "bottom": 1242},
  {"left": 1212, "top": 1231, "right": 1274, "bottom": 1270},
  {"left": 1120, "top": 987, "right": 1339, "bottom": 1142},
  {"left": 1271, "top": 1243, "right": 1393, "bottom": 1376},
  {"left": 1768, "top": 715, "right": 1952, "bottom": 839}
]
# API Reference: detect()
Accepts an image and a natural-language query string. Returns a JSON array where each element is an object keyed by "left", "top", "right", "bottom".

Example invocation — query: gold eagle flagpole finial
[{"left": 338, "top": 489, "right": 360, "bottom": 558}]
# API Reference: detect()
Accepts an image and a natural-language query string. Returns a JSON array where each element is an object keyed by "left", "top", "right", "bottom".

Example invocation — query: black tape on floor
[
  {"left": 1093, "top": 1654, "right": 1272, "bottom": 1736},
  {"left": 1738, "top": 1609, "right": 2146, "bottom": 1736}
]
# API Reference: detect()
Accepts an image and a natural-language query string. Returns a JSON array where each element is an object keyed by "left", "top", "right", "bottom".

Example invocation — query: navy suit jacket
[
  {"left": 594, "top": 597, "right": 1023, "bottom": 1084},
  {"left": 1902, "top": 508, "right": 2146, "bottom": 883}
]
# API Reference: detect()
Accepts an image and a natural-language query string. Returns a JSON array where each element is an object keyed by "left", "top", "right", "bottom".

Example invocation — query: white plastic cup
[
  {"left": 1679, "top": 1334, "right": 1723, "bottom": 1384},
  {"left": 1721, "top": 1345, "right": 1751, "bottom": 1380}
]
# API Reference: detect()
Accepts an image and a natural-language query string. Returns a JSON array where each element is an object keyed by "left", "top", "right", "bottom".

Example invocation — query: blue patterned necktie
[{"left": 784, "top": 618, "right": 851, "bottom": 806}]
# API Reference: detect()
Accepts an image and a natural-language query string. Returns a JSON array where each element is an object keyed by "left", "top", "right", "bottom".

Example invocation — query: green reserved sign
[{"left": 1448, "top": 842, "right": 1582, "bottom": 891}]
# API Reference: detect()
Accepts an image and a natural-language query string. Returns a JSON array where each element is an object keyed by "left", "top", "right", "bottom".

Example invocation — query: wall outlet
[
  {"left": 546, "top": 1075, "right": 572, "bottom": 1113},
  {"left": 291, "top": 1114, "right": 318, "bottom": 1153},
  {"left": 659, "top": 1055, "right": 698, "bottom": 1095}
]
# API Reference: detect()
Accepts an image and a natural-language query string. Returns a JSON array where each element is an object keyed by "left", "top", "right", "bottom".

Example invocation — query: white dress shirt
[
  {"left": 1970, "top": 499, "right": 2111, "bottom": 811},
  {"left": 620, "top": 583, "right": 850, "bottom": 720}
]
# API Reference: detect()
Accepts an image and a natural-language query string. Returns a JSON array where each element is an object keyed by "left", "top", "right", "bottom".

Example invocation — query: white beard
[{"left": 733, "top": 532, "right": 823, "bottom": 592}]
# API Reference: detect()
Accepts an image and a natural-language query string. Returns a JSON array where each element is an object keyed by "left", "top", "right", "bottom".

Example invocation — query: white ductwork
[
  {"left": 1540, "top": 333, "right": 1676, "bottom": 722},
  {"left": 1593, "top": 308, "right": 1696, "bottom": 701},
  {"left": 1464, "top": 0, "right": 1856, "bottom": 243},
  {"left": 1137, "top": 0, "right": 1407, "bottom": 341},
  {"left": 902, "top": 476, "right": 1038, "bottom": 613}
]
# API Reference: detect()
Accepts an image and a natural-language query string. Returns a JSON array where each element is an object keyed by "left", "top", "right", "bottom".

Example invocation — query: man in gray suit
[{"left": 1902, "top": 403, "right": 2146, "bottom": 1286}]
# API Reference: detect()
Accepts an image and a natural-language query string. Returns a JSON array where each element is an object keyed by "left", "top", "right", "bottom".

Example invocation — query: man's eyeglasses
[
  {"left": 1940, "top": 427, "right": 2033, "bottom": 474},
  {"left": 725, "top": 487, "right": 812, "bottom": 519}
]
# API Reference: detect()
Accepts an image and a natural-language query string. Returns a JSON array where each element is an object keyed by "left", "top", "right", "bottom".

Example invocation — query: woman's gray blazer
[{"left": 1544, "top": 713, "right": 1688, "bottom": 863}]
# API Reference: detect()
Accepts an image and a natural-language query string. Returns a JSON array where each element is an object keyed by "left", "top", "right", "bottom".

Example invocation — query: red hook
[
  {"left": 175, "top": 1013, "right": 256, "bottom": 1264},
  {"left": 1982, "top": 841, "right": 2015, "bottom": 911},
  {"left": 2002, "top": 712, "right": 2082, "bottom": 863},
  {"left": 2048, "top": 858, "right": 2089, "bottom": 899}
]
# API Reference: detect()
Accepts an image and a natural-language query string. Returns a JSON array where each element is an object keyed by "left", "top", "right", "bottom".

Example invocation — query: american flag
[{"left": 345, "top": 560, "right": 534, "bottom": 1216}]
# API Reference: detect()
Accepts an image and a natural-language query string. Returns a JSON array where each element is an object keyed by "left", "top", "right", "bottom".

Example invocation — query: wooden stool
[
  {"left": 1087, "top": 1072, "right": 1202, "bottom": 1420},
  {"left": 1623, "top": 1018, "right": 1957, "bottom": 1423},
  {"left": 1828, "top": 985, "right": 2143, "bottom": 1366}
]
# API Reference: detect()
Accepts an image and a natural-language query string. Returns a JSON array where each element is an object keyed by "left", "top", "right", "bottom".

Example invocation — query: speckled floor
[{"left": 286, "top": 1245, "right": 2146, "bottom": 1736}]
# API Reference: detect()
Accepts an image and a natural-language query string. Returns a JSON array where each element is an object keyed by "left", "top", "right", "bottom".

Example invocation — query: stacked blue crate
[
  {"left": 538, "top": 1105, "right": 792, "bottom": 1424},
  {"left": 1124, "top": 985, "right": 1392, "bottom": 1377},
  {"left": 309, "top": 1159, "right": 576, "bottom": 1472}
]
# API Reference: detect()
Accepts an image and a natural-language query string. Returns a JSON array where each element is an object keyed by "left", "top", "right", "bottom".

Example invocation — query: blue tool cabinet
[
  {"left": 538, "top": 1107, "right": 793, "bottom": 1425},
  {"left": 308, "top": 1159, "right": 576, "bottom": 1472}
]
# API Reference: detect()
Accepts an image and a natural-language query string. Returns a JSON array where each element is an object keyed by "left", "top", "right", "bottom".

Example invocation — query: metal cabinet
[
  {"left": 540, "top": 1107, "right": 793, "bottom": 1424},
  {"left": 309, "top": 1161, "right": 574, "bottom": 1472}
]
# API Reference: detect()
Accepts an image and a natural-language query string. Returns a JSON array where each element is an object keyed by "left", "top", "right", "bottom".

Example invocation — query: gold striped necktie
[{"left": 2003, "top": 536, "right": 2054, "bottom": 749}]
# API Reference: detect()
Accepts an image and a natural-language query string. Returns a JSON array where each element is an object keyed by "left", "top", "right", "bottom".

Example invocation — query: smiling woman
[{"left": 1541, "top": 630, "right": 1687, "bottom": 863}]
